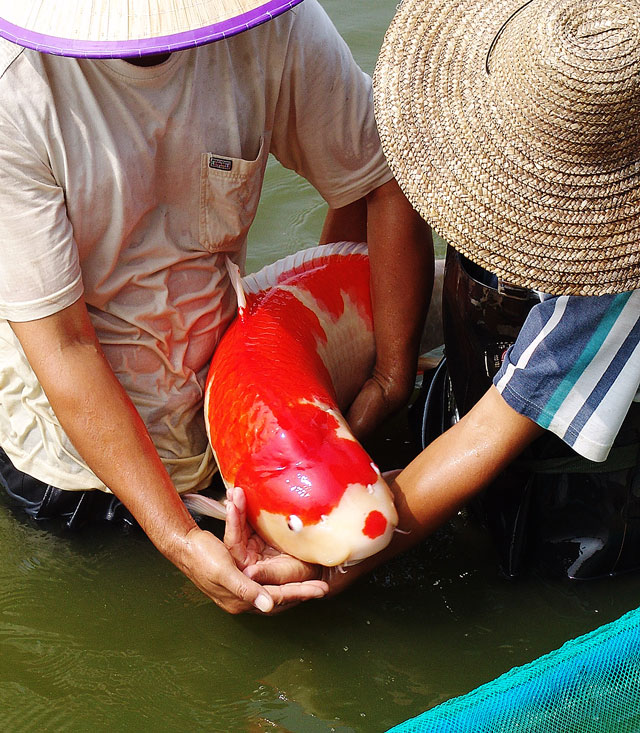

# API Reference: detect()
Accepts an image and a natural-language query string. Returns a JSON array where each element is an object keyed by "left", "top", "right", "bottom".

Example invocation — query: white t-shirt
[{"left": 0, "top": 0, "right": 392, "bottom": 492}]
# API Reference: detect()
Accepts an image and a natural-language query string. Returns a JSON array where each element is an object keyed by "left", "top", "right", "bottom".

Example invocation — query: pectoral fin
[{"left": 182, "top": 492, "right": 227, "bottom": 520}]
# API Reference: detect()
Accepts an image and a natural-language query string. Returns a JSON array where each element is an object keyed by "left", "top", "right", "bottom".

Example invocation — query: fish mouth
[{"left": 340, "top": 523, "right": 396, "bottom": 565}]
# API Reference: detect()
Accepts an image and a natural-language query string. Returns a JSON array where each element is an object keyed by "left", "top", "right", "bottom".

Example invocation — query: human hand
[
  {"left": 346, "top": 364, "right": 415, "bottom": 441},
  {"left": 175, "top": 525, "right": 278, "bottom": 614},
  {"left": 224, "top": 487, "right": 328, "bottom": 613}
]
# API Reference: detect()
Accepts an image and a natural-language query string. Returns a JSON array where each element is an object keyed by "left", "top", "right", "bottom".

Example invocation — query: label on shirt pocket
[{"left": 199, "top": 135, "right": 269, "bottom": 253}]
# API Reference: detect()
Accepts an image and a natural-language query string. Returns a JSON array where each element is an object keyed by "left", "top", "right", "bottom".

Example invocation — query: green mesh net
[{"left": 388, "top": 607, "right": 640, "bottom": 733}]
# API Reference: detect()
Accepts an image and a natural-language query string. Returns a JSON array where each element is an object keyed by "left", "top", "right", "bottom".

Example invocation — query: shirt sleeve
[
  {"left": 0, "top": 90, "right": 83, "bottom": 322},
  {"left": 269, "top": 0, "right": 393, "bottom": 209},
  {"left": 493, "top": 291, "right": 640, "bottom": 462}
]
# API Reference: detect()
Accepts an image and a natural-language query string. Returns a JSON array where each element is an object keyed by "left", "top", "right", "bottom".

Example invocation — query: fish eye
[{"left": 287, "top": 514, "right": 303, "bottom": 533}]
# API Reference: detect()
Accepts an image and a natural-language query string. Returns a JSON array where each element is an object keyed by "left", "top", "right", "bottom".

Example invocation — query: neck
[{"left": 125, "top": 53, "right": 172, "bottom": 67}]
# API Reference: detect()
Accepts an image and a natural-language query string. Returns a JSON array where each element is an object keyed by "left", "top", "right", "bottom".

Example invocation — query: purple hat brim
[{"left": 0, "top": 0, "right": 304, "bottom": 58}]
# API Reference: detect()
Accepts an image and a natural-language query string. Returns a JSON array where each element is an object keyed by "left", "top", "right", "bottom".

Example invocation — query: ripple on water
[
  {"left": 0, "top": 627, "right": 259, "bottom": 730},
  {"left": 247, "top": 165, "right": 328, "bottom": 272}
]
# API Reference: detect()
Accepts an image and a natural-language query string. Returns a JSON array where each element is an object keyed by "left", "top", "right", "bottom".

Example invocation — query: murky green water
[{"left": 1, "top": 3, "right": 638, "bottom": 732}]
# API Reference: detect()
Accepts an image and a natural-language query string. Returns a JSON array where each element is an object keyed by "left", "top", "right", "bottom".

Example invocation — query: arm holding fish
[
  {"left": 271, "top": 6, "right": 432, "bottom": 439},
  {"left": 320, "top": 177, "right": 434, "bottom": 440},
  {"left": 318, "top": 386, "right": 544, "bottom": 594},
  {"left": 8, "top": 298, "right": 305, "bottom": 614}
]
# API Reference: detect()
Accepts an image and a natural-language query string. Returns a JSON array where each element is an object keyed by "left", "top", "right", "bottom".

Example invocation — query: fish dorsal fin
[
  {"left": 242, "top": 241, "right": 368, "bottom": 296},
  {"left": 225, "top": 256, "right": 247, "bottom": 316}
]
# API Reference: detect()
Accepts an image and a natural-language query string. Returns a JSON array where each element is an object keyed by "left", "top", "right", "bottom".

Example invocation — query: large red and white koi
[{"left": 185, "top": 241, "right": 399, "bottom": 567}]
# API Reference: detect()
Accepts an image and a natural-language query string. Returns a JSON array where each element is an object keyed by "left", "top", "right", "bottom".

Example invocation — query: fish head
[
  {"left": 250, "top": 472, "right": 398, "bottom": 566},
  {"left": 235, "top": 406, "right": 399, "bottom": 566}
]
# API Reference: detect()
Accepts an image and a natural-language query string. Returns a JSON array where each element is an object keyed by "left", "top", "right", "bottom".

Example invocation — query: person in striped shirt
[{"left": 339, "top": 0, "right": 640, "bottom": 586}]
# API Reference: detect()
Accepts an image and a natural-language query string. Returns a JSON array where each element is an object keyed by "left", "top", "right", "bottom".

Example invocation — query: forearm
[
  {"left": 326, "top": 386, "right": 545, "bottom": 591},
  {"left": 321, "top": 181, "right": 433, "bottom": 371},
  {"left": 364, "top": 178, "right": 433, "bottom": 399},
  {"left": 11, "top": 299, "right": 329, "bottom": 613},
  {"left": 10, "top": 302, "right": 196, "bottom": 558}
]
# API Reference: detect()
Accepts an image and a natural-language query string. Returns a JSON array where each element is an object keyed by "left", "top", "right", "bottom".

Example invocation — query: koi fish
[{"left": 184, "top": 242, "right": 399, "bottom": 567}]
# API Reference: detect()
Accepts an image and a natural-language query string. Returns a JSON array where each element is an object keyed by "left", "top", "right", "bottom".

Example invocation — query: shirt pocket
[{"left": 199, "top": 135, "right": 269, "bottom": 253}]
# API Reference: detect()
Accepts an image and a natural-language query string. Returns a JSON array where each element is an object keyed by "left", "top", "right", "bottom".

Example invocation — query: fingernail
[{"left": 254, "top": 593, "right": 273, "bottom": 613}]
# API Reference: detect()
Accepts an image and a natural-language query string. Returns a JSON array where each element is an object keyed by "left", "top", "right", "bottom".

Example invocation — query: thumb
[
  {"left": 253, "top": 591, "right": 274, "bottom": 613},
  {"left": 234, "top": 573, "right": 274, "bottom": 612}
]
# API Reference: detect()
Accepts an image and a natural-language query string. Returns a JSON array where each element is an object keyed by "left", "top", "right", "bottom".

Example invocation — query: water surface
[{"left": 1, "top": 2, "right": 637, "bottom": 732}]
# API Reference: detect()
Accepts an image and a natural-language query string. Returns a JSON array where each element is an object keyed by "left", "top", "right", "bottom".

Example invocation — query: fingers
[
  {"left": 181, "top": 526, "right": 274, "bottom": 614},
  {"left": 190, "top": 562, "right": 275, "bottom": 615},
  {"left": 224, "top": 487, "right": 262, "bottom": 569},
  {"left": 221, "top": 581, "right": 275, "bottom": 615},
  {"left": 347, "top": 364, "right": 415, "bottom": 440},
  {"left": 255, "top": 580, "right": 329, "bottom": 615},
  {"left": 211, "top": 489, "right": 330, "bottom": 614},
  {"left": 223, "top": 495, "right": 245, "bottom": 565},
  {"left": 223, "top": 496, "right": 240, "bottom": 541},
  {"left": 208, "top": 562, "right": 276, "bottom": 614},
  {"left": 244, "top": 558, "right": 329, "bottom": 614},
  {"left": 251, "top": 590, "right": 275, "bottom": 613},
  {"left": 266, "top": 580, "right": 328, "bottom": 602},
  {"left": 244, "top": 554, "right": 321, "bottom": 585},
  {"left": 230, "top": 485, "right": 247, "bottom": 514}
]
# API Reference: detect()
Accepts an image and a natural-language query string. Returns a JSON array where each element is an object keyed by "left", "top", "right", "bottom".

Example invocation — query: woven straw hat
[
  {"left": 0, "top": 0, "right": 303, "bottom": 58},
  {"left": 373, "top": 0, "right": 640, "bottom": 295}
]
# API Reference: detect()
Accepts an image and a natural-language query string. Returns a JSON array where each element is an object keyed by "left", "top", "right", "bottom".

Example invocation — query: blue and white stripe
[{"left": 494, "top": 290, "right": 640, "bottom": 462}]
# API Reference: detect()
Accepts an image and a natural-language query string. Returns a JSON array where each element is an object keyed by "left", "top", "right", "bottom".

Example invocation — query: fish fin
[
  {"left": 182, "top": 492, "right": 227, "bottom": 520},
  {"left": 225, "top": 256, "right": 247, "bottom": 315},
  {"left": 242, "top": 241, "right": 368, "bottom": 296}
]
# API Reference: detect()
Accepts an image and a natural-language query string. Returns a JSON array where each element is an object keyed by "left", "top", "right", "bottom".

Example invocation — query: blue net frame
[{"left": 388, "top": 607, "right": 640, "bottom": 732}]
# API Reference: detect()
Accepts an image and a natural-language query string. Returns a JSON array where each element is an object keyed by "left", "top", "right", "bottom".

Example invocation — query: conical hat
[
  {"left": 0, "top": 0, "right": 303, "bottom": 58},
  {"left": 373, "top": 0, "right": 640, "bottom": 296}
]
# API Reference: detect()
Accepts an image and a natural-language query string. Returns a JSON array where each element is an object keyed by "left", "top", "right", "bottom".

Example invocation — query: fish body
[{"left": 203, "top": 242, "right": 398, "bottom": 566}]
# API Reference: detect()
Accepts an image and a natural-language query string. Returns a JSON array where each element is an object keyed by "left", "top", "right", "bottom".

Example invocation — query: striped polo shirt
[{"left": 494, "top": 290, "right": 640, "bottom": 462}]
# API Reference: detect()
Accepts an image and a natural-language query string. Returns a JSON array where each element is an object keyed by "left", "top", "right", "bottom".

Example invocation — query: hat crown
[
  {"left": 489, "top": 0, "right": 640, "bottom": 66},
  {"left": 488, "top": 0, "right": 640, "bottom": 164}
]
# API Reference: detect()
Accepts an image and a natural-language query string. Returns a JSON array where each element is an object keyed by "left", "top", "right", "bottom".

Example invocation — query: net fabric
[{"left": 388, "top": 607, "right": 640, "bottom": 732}]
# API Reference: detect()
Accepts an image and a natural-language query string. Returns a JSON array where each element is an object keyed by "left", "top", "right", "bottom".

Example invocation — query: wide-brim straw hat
[
  {"left": 0, "top": 0, "right": 303, "bottom": 58},
  {"left": 373, "top": 0, "right": 640, "bottom": 296}
]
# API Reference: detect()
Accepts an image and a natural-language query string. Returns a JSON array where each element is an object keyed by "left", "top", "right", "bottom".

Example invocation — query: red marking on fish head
[
  {"left": 238, "top": 402, "right": 379, "bottom": 526},
  {"left": 363, "top": 510, "right": 388, "bottom": 540}
]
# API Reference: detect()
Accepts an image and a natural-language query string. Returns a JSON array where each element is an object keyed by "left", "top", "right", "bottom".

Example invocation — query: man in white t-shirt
[{"left": 0, "top": 0, "right": 433, "bottom": 613}]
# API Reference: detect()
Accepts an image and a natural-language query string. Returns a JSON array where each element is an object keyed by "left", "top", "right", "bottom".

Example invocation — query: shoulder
[
  {"left": 285, "top": 0, "right": 343, "bottom": 45},
  {"left": 230, "top": 0, "right": 339, "bottom": 51},
  {"left": 0, "top": 39, "right": 50, "bottom": 100}
]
